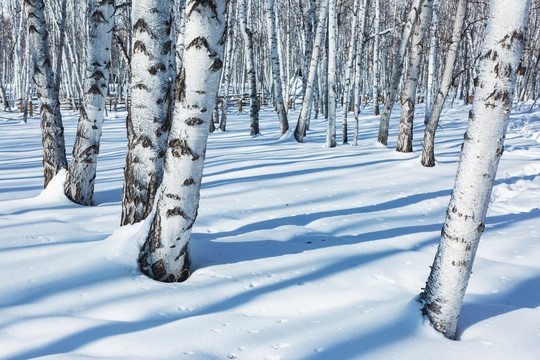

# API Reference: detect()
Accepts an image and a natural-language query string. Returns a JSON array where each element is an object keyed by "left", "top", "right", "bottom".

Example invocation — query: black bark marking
[
  {"left": 168, "top": 138, "right": 200, "bottom": 160},
  {"left": 87, "top": 84, "right": 103, "bottom": 96},
  {"left": 133, "top": 18, "right": 156, "bottom": 39},
  {"left": 166, "top": 207, "right": 189, "bottom": 219},
  {"left": 186, "top": 36, "right": 217, "bottom": 57},
  {"left": 188, "top": 0, "right": 221, "bottom": 24},
  {"left": 133, "top": 41, "right": 150, "bottom": 57},
  {"left": 208, "top": 58, "right": 223, "bottom": 73},
  {"left": 183, "top": 178, "right": 195, "bottom": 186},
  {"left": 176, "top": 67, "right": 186, "bottom": 102},
  {"left": 185, "top": 117, "right": 204, "bottom": 126},
  {"left": 148, "top": 63, "right": 166, "bottom": 75}
]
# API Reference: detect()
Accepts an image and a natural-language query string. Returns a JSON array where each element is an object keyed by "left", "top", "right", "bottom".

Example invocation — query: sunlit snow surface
[{"left": 1, "top": 103, "right": 539, "bottom": 359}]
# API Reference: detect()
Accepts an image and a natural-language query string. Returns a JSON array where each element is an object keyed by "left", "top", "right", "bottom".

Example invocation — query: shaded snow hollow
[{"left": 1, "top": 102, "right": 539, "bottom": 359}]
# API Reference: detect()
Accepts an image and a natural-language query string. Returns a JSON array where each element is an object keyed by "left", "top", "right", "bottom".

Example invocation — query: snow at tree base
[{"left": 1, "top": 102, "right": 540, "bottom": 359}]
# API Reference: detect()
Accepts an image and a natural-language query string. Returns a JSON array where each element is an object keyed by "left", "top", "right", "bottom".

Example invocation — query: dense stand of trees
[{"left": 0, "top": 0, "right": 538, "bottom": 339}]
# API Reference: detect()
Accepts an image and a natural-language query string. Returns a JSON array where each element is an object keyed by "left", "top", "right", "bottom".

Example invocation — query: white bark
[
  {"left": 421, "top": 0, "right": 467, "bottom": 167},
  {"left": 294, "top": 1, "right": 329, "bottom": 142},
  {"left": 26, "top": 0, "right": 68, "bottom": 188},
  {"left": 372, "top": 0, "right": 381, "bottom": 116},
  {"left": 342, "top": 0, "right": 360, "bottom": 144},
  {"left": 65, "top": 0, "right": 115, "bottom": 206},
  {"left": 265, "top": 0, "right": 289, "bottom": 135},
  {"left": 352, "top": 0, "right": 368, "bottom": 146},
  {"left": 139, "top": 0, "right": 226, "bottom": 282},
  {"left": 239, "top": 0, "right": 260, "bottom": 135},
  {"left": 420, "top": 0, "right": 531, "bottom": 339},
  {"left": 396, "top": 0, "right": 433, "bottom": 153},
  {"left": 377, "top": 0, "right": 423, "bottom": 145},
  {"left": 326, "top": 0, "right": 337, "bottom": 148},
  {"left": 424, "top": 0, "right": 438, "bottom": 124},
  {"left": 121, "top": 0, "right": 175, "bottom": 225}
]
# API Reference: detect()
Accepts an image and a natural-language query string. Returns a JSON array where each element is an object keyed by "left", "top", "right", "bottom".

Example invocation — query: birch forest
[{"left": 1, "top": 0, "right": 540, "bottom": 355}]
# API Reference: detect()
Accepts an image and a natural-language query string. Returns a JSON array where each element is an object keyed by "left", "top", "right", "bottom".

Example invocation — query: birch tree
[
  {"left": 64, "top": 0, "right": 115, "bottom": 206},
  {"left": 26, "top": 0, "right": 68, "bottom": 188},
  {"left": 295, "top": 1, "right": 329, "bottom": 143},
  {"left": 421, "top": 0, "right": 467, "bottom": 167},
  {"left": 341, "top": 0, "right": 361, "bottom": 144},
  {"left": 372, "top": 0, "right": 381, "bottom": 116},
  {"left": 326, "top": 0, "right": 337, "bottom": 148},
  {"left": 139, "top": 0, "right": 226, "bottom": 282},
  {"left": 239, "top": 0, "right": 259, "bottom": 136},
  {"left": 396, "top": 0, "right": 433, "bottom": 153},
  {"left": 377, "top": 0, "right": 423, "bottom": 146},
  {"left": 424, "top": 0, "right": 438, "bottom": 124},
  {"left": 121, "top": 0, "right": 174, "bottom": 225},
  {"left": 265, "top": 0, "right": 289, "bottom": 136},
  {"left": 420, "top": 0, "right": 531, "bottom": 339},
  {"left": 352, "top": 0, "right": 368, "bottom": 146}
]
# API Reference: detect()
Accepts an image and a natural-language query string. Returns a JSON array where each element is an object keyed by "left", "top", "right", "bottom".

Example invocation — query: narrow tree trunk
[
  {"left": 342, "top": 0, "right": 361, "bottom": 144},
  {"left": 421, "top": 0, "right": 467, "bottom": 167},
  {"left": 424, "top": 0, "right": 438, "bottom": 124},
  {"left": 396, "top": 0, "right": 433, "bottom": 153},
  {"left": 372, "top": 0, "right": 381, "bottom": 116},
  {"left": 239, "top": 0, "right": 260, "bottom": 135},
  {"left": 265, "top": 0, "right": 289, "bottom": 135},
  {"left": 377, "top": 0, "right": 423, "bottom": 145},
  {"left": 420, "top": 0, "right": 531, "bottom": 339},
  {"left": 121, "top": 0, "right": 174, "bottom": 225},
  {"left": 326, "top": 0, "right": 337, "bottom": 148},
  {"left": 26, "top": 0, "right": 68, "bottom": 188},
  {"left": 220, "top": 0, "right": 237, "bottom": 132},
  {"left": 64, "top": 0, "right": 115, "bottom": 205},
  {"left": 139, "top": 0, "right": 226, "bottom": 282},
  {"left": 295, "top": 1, "right": 329, "bottom": 142},
  {"left": 352, "top": 0, "right": 368, "bottom": 146}
]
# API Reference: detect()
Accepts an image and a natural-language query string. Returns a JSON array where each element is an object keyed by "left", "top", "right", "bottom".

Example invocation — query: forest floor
[{"left": 1, "top": 101, "right": 539, "bottom": 359}]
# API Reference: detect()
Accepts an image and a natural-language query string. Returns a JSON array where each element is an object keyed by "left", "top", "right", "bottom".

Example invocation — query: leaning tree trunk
[
  {"left": 326, "top": 0, "right": 337, "bottom": 148},
  {"left": 139, "top": 0, "right": 226, "bottom": 282},
  {"left": 377, "top": 0, "right": 423, "bottom": 146},
  {"left": 295, "top": 0, "right": 329, "bottom": 142},
  {"left": 121, "top": 0, "right": 174, "bottom": 225},
  {"left": 239, "top": 0, "right": 260, "bottom": 136},
  {"left": 265, "top": 0, "right": 289, "bottom": 136},
  {"left": 396, "top": 0, "right": 433, "bottom": 153},
  {"left": 420, "top": 0, "right": 530, "bottom": 339},
  {"left": 421, "top": 0, "right": 467, "bottom": 167},
  {"left": 26, "top": 0, "right": 68, "bottom": 188},
  {"left": 64, "top": 0, "right": 115, "bottom": 206}
]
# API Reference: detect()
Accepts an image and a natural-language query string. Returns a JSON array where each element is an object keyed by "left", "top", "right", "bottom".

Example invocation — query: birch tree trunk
[
  {"left": 420, "top": 0, "right": 530, "bottom": 339},
  {"left": 421, "top": 0, "right": 467, "bottom": 167},
  {"left": 342, "top": 0, "right": 360, "bottom": 144},
  {"left": 352, "top": 0, "right": 368, "bottom": 146},
  {"left": 377, "top": 0, "right": 423, "bottom": 145},
  {"left": 26, "top": 0, "right": 68, "bottom": 188},
  {"left": 220, "top": 0, "right": 237, "bottom": 132},
  {"left": 139, "top": 0, "right": 226, "bottom": 282},
  {"left": 121, "top": 0, "right": 174, "bottom": 225},
  {"left": 239, "top": 0, "right": 260, "bottom": 135},
  {"left": 295, "top": 1, "right": 329, "bottom": 142},
  {"left": 372, "top": 0, "right": 381, "bottom": 116},
  {"left": 265, "top": 0, "right": 289, "bottom": 136},
  {"left": 64, "top": 0, "right": 115, "bottom": 206},
  {"left": 424, "top": 0, "right": 438, "bottom": 124},
  {"left": 326, "top": 0, "right": 337, "bottom": 148},
  {"left": 396, "top": 0, "right": 433, "bottom": 153}
]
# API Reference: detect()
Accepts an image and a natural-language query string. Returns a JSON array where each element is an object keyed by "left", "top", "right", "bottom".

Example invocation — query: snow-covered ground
[{"left": 1, "top": 101, "right": 539, "bottom": 360}]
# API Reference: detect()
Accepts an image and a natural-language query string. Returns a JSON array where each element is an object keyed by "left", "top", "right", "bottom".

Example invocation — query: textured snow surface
[{"left": 1, "top": 103, "right": 540, "bottom": 359}]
